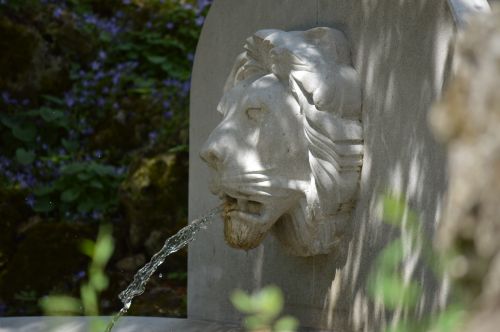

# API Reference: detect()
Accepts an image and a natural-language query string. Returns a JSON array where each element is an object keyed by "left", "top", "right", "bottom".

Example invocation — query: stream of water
[{"left": 104, "top": 205, "right": 222, "bottom": 332}]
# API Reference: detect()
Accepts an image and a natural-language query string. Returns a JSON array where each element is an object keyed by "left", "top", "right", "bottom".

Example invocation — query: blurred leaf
[
  {"left": 146, "top": 55, "right": 167, "bottom": 64},
  {"left": 77, "top": 198, "right": 94, "bottom": 213},
  {"left": 81, "top": 284, "right": 98, "bottom": 316},
  {"left": 255, "top": 286, "right": 283, "bottom": 318},
  {"left": 40, "top": 107, "right": 64, "bottom": 122},
  {"left": 90, "top": 180, "right": 103, "bottom": 189},
  {"left": 34, "top": 184, "right": 56, "bottom": 196},
  {"left": 40, "top": 295, "right": 82, "bottom": 316},
  {"left": 243, "top": 315, "right": 267, "bottom": 331},
  {"left": 15, "top": 148, "right": 35, "bottom": 165},
  {"left": 80, "top": 239, "right": 95, "bottom": 258},
  {"left": 93, "top": 225, "right": 114, "bottom": 266},
  {"left": 61, "top": 188, "right": 80, "bottom": 202},
  {"left": 62, "top": 139, "right": 79, "bottom": 152},
  {"left": 231, "top": 290, "right": 254, "bottom": 313},
  {"left": 89, "top": 270, "right": 109, "bottom": 292},
  {"left": 0, "top": 114, "right": 17, "bottom": 128},
  {"left": 369, "top": 274, "right": 422, "bottom": 310},
  {"left": 274, "top": 316, "right": 299, "bottom": 332},
  {"left": 12, "top": 123, "right": 36, "bottom": 142},
  {"left": 33, "top": 196, "right": 54, "bottom": 213},
  {"left": 429, "top": 305, "right": 465, "bottom": 332},
  {"left": 41, "top": 95, "right": 64, "bottom": 106},
  {"left": 62, "top": 163, "right": 86, "bottom": 175}
]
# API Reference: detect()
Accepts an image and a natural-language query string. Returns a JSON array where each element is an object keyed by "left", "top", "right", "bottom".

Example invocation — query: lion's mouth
[{"left": 223, "top": 194, "right": 264, "bottom": 219}]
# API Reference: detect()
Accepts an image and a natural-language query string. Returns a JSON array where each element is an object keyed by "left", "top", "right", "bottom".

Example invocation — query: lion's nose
[{"left": 200, "top": 138, "right": 224, "bottom": 170}]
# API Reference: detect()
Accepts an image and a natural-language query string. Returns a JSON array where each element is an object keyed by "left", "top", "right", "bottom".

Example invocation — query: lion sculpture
[{"left": 200, "top": 27, "right": 363, "bottom": 256}]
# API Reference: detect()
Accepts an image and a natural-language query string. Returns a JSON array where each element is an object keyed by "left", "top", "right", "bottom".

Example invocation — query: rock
[{"left": 115, "top": 254, "right": 146, "bottom": 272}]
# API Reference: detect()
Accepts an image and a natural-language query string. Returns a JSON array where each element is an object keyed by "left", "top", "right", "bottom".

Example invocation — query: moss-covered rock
[{"left": 119, "top": 152, "right": 188, "bottom": 258}]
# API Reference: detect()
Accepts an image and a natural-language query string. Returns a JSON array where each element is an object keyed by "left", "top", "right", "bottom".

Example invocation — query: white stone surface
[
  {"left": 447, "top": 0, "right": 491, "bottom": 27},
  {"left": 200, "top": 27, "right": 363, "bottom": 257},
  {"left": 0, "top": 317, "right": 240, "bottom": 332},
  {"left": 189, "top": 0, "right": 454, "bottom": 330}
]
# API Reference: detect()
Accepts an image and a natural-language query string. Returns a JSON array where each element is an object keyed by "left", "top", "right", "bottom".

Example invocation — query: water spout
[{"left": 105, "top": 205, "right": 222, "bottom": 332}]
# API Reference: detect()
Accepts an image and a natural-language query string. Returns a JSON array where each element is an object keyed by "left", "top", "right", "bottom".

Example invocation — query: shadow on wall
[{"left": 321, "top": 0, "right": 454, "bottom": 330}]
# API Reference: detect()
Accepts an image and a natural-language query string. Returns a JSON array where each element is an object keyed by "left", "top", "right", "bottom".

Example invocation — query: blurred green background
[{"left": 0, "top": 0, "right": 211, "bottom": 317}]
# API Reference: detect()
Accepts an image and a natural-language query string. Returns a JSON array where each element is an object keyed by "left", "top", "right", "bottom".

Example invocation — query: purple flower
[
  {"left": 1, "top": 91, "right": 10, "bottom": 103},
  {"left": 65, "top": 93, "right": 75, "bottom": 108},
  {"left": 91, "top": 210, "right": 102, "bottom": 220},
  {"left": 94, "top": 150, "right": 103, "bottom": 159},
  {"left": 113, "top": 102, "right": 120, "bottom": 109},
  {"left": 102, "top": 86, "right": 110, "bottom": 94},
  {"left": 114, "top": 166, "right": 126, "bottom": 176},
  {"left": 74, "top": 271, "right": 86, "bottom": 279},
  {"left": 145, "top": 21, "right": 153, "bottom": 29},
  {"left": 42, "top": 144, "right": 49, "bottom": 151},
  {"left": 58, "top": 148, "right": 66, "bottom": 156},
  {"left": 166, "top": 22, "right": 174, "bottom": 30},
  {"left": 195, "top": 16, "right": 205, "bottom": 26},
  {"left": 82, "top": 127, "right": 94, "bottom": 136},
  {"left": 198, "top": 0, "right": 212, "bottom": 10},
  {"left": 148, "top": 131, "right": 158, "bottom": 142},
  {"left": 162, "top": 100, "right": 171, "bottom": 109},
  {"left": 91, "top": 61, "right": 100, "bottom": 71},
  {"left": 97, "top": 97, "right": 105, "bottom": 107},
  {"left": 112, "top": 73, "right": 121, "bottom": 85},
  {"left": 163, "top": 111, "right": 173, "bottom": 119},
  {"left": 98, "top": 50, "right": 107, "bottom": 60},
  {"left": 187, "top": 52, "right": 194, "bottom": 61},
  {"left": 53, "top": 7, "right": 63, "bottom": 19},
  {"left": 22, "top": 99, "right": 30, "bottom": 106},
  {"left": 122, "top": 0, "right": 131, "bottom": 4}
]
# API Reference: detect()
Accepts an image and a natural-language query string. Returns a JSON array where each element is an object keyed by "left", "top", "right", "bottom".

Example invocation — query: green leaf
[
  {"left": 80, "top": 239, "right": 95, "bottom": 258},
  {"left": 382, "top": 195, "right": 418, "bottom": 227},
  {"left": 77, "top": 198, "right": 94, "bottom": 213},
  {"left": 61, "top": 163, "right": 86, "bottom": 175},
  {"left": 90, "top": 180, "right": 103, "bottom": 189},
  {"left": 146, "top": 55, "right": 167, "bottom": 64},
  {"left": 40, "top": 107, "right": 64, "bottom": 122},
  {"left": 12, "top": 123, "right": 37, "bottom": 142},
  {"left": 94, "top": 226, "right": 114, "bottom": 266},
  {"left": 77, "top": 172, "right": 93, "bottom": 181},
  {"left": 33, "top": 196, "right": 54, "bottom": 213},
  {"left": 368, "top": 274, "right": 422, "bottom": 310},
  {"left": 80, "top": 284, "right": 98, "bottom": 316},
  {"left": 61, "top": 188, "right": 80, "bottom": 202},
  {"left": 62, "top": 139, "right": 79, "bottom": 152},
  {"left": 0, "top": 114, "right": 17, "bottom": 128},
  {"left": 41, "top": 95, "right": 64, "bottom": 106},
  {"left": 274, "top": 316, "right": 299, "bottom": 332},
  {"left": 34, "top": 184, "right": 56, "bottom": 196},
  {"left": 16, "top": 148, "right": 36, "bottom": 165},
  {"left": 39, "top": 295, "right": 82, "bottom": 316},
  {"left": 89, "top": 270, "right": 109, "bottom": 292},
  {"left": 231, "top": 290, "right": 254, "bottom": 313},
  {"left": 254, "top": 286, "right": 283, "bottom": 318},
  {"left": 243, "top": 315, "right": 267, "bottom": 331}
]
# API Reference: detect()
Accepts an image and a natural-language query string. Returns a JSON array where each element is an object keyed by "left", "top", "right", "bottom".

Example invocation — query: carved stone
[{"left": 200, "top": 27, "right": 363, "bottom": 256}]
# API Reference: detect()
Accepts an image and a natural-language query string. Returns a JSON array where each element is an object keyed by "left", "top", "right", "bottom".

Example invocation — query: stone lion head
[{"left": 200, "top": 27, "right": 363, "bottom": 256}]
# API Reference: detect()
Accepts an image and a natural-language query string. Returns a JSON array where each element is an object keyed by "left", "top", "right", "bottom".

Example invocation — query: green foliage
[
  {"left": 231, "top": 285, "right": 299, "bottom": 332},
  {"left": 368, "top": 194, "right": 465, "bottom": 332},
  {"left": 40, "top": 224, "right": 114, "bottom": 331}
]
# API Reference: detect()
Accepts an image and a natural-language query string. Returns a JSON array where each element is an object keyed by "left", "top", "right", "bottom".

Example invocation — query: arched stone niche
[{"left": 189, "top": 0, "right": 453, "bottom": 330}]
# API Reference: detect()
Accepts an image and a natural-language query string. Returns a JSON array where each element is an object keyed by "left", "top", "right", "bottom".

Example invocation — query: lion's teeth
[{"left": 237, "top": 199, "right": 248, "bottom": 211}]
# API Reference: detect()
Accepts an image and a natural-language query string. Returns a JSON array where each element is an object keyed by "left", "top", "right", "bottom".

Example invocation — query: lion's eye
[{"left": 246, "top": 107, "right": 264, "bottom": 121}]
